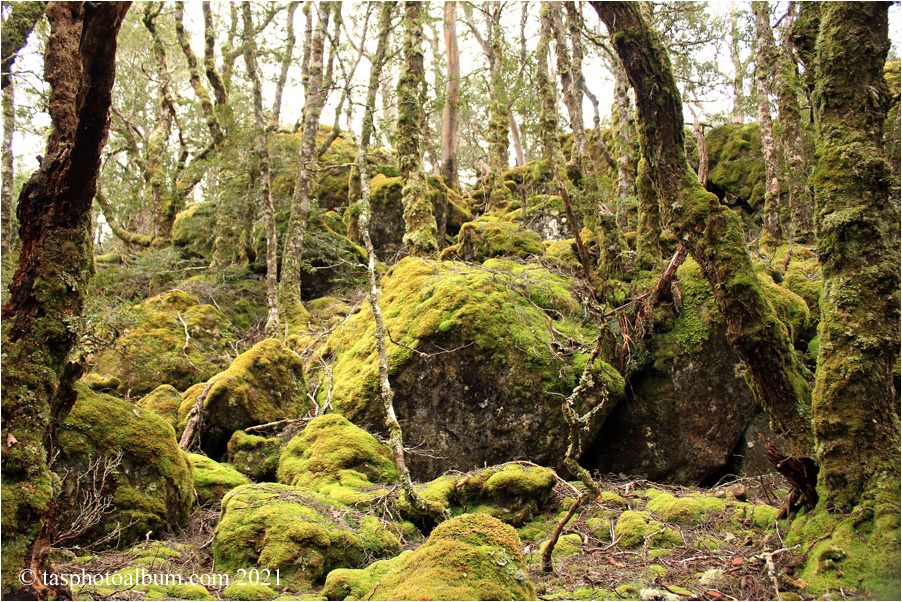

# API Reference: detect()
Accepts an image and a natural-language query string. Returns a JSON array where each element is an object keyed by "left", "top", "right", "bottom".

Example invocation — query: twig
[{"left": 177, "top": 312, "right": 200, "bottom": 371}]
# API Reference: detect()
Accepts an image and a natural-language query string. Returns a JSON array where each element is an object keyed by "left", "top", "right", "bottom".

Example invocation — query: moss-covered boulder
[
  {"left": 172, "top": 201, "right": 217, "bottom": 260},
  {"left": 705, "top": 123, "right": 765, "bottom": 213},
  {"left": 92, "top": 290, "right": 237, "bottom": 397},
  {"left": 278, "top": 414, "right": 398, "bottom": 505},
  {"left": 136, "top": 384, "right": 182, "bottom": 428},
  {"left": 322, "top": 552, "right": 414, "bottom": 601},
  {"left": 366, "top": 513, "right": 535, "bottom": 600},
  {"left": 188, "top": 453, "right": 251, "bottom": 507},
  {"left": 454, "top": 463, "right": 557, "bottom": 526},
  {"left": 213, "top": 483, "right": 401, "bottom": 589},
  {"left": 178, "top": 339, "right": 309, "bottom": 457},
  {"left": 315, "top": 256, "right": 625, "bottom": 479},
  {"left": 441, "top": 216, "right": 545, "bottom": 263},
  {"left": 613, "top": 510, "right": 683, "bottom": 549},
  {"left": 227, "top": 430, "right": 281, "bottom": 482},
  {"left": 588, "top": 258, "right": 811, "bottom": 483},
  {"left": 54, "top": 383, "right": 194, "bottom": 547}
]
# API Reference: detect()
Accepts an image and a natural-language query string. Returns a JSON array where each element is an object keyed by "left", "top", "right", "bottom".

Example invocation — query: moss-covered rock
[
  {"left": 322, "top": 552, "right": 413, "bottom": 601},
  {"left": 366, "top": 513, "right": 535, "bottom": 600},
  {"left": 277, "top": 414, "right": 398, "bottom": 505},
  {"left": 705, "top": 123, "right": 765, "bottom": 212},
  {"left": 441, "top": 216, "right": 545, "bottom": 263},
  {"left": 588, "top": 258, "right": 810, "bottom": 483},
  {"left": 136, "top": 384, "right": 182, "bottom": 428},
  {"left": 613, "top": 511, "right": 682, "bottom": 549},
  {"left": 222, "top": 582, "right": 278, "bottom": 601},
  {"left": 188, "top": 453, "right": 251, "bottom": 507},
  {"left": 213, "top": 483, "right": 401, "bottom": 589},
  {"left": 177, "top": 339, "right": 309, "bottom": 457},
  {"left": 646, "top": 492, "right": 725, "bottom": 525},
  {"left": 55, "top": 383, "right": 194, "bottom": 547},
  {"left": 82, "top": 372, "right": 121, "bottom": 393},
  {"left": 455, "top": 463, "right": 557, "bottom": 526},
  {"left": 227, "top": 430, "right": 282, "bottom": 482},
  {"left": 316, "top": 256, "right": 625, "bottom": 478},
  {"left": 172, "top": 201, "right": 217, "bottom": 260},
  {"left": 92, "top": 290, "right": 237, "bottom": 397}
]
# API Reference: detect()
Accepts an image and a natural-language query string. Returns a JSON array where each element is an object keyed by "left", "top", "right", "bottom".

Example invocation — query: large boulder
[
  {"left": 277, "top": 414, "right": 398, "bottom": 505},
  {"left": 440, "top": 216, "right": 545, "bottom": 263},
  {"left": 54, "top": 383, "right": 194, "bottom": 547},
  {"left": 92, "top": 290, "right": 237, "bottom": 396},
  {"left": 366, "top": 513, "right": 535, "bottom": 600},
  {"left": 226, "top": 431, "right": 281, "bottom": 482},
  {"left": 213, "top": 483, "right": 401, "bottom": 589},
  {"left": 178, "top": 339, "right": 309, "bottom": 457},
  {"left": 314, "top": 256, "right": 625, "bottom": 479},
  {"left": 187, "top": 453, "right": 250, "bottom": 507},
  {"left": 587, "top": 258, "right": 812, "bottom": 483}
]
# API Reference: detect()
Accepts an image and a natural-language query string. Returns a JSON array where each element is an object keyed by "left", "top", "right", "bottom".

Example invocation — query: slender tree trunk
[
  {"left": 635, "top": 156, "right": 662, "bottom": 271},
  {"left": 0, "top": 1, "right": 46, "bottom": 92},
  {"left": 774, "top": 4, "right": 814, "bottom": 244},
  {"left": 397, "top": 1, "right": 438, "bottom": 255},
  {"left": 508, "top": 111, "right": 525, "bottom": 167},
  {"left": 175, "top": 2, "right": 224, "bottom": 147},
  {"left": 1, "top": 4, "right": 130, "bottom": 599},
  {"left": 279, "top": 1, "right": 334, "bottom": 326},
  {"left": 272, "top": 1, "right": 300, "bottom": 127},
  {"left": 687, "top": 103, "right": 708, "bottom": 186},
  {"left": 795, "top": 2, "right": 900, "bottom": 511},
  {"left": 729, "top": 2, "right": 745, "bottom": 124},
  {"left": 486, "top": 2, "right": 510, "bottom": 207},
  {"left": 754, "top": 1, "right": 784, "bottom": 252},
  {"left": 614, "top": 55, "right": 634, "bottom": 225},
  {"left": 2, "top": 82, "right": 14, "bottom": 260},
  {"left": 550, "top": 2, "right": 590, "bottom": 173},
  {"left": 592, "top": 1, "right": 814, "bottom": 454},
  {"left": 440, "top": 1, "right": 460, "bottom": 191},
  {"left": 241, "top": 2, "right": 279, "bottom": 337}
]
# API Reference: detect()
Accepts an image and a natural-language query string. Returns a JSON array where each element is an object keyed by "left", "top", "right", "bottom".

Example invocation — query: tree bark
[
  {"left": 0, "top": 1, "right": 46, "bottom": 91},
  {"left": 440, "top": 1, "right": 460, "bottom": 191},
  {"left": 2, "top": 82, "right": 14, "bottom": 260},
  {"left": 397, "top": 1, "right": 438, "bottom": 255},
  {"left": 1, "top": 4, "right": 130, "bottom": 599},
  {"left": 272, "top": 1, "right": 300, "bottom": 127},
  {"left": 279, "top": 1, "right": 334, "bottom": 326},
  {"left": 796, "top": 2, "right": 900, "bottom": 511},
  {"left": 729, "top": 1, "right": 745, "bottom": 124},
  {"left": 592, "top": 1, "right": 814, "bottom": 454},
  {"left": 753, "top": 1, "right": 784, "bottom": 252}
]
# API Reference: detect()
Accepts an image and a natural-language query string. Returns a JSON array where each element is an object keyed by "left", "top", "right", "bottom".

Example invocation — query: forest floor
[{"left": 53, "top": 471, "right": 819, "bottom": 602}]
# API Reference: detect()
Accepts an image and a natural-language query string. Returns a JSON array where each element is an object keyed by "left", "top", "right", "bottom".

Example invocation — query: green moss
[
  {"left": 322, "top": 552, "right": 413, "bottom": 601},
  {"left": 367, "top": 513, "right": 535, "bottom": 600},
  {"left": 214, "top": 483, "right": 401, "bottom": 590},
  {"left": 93, "top": 290, "right": 237, "bottom": 396},
  {"left": 136, "top": 385, "right": 182, "bottom": 427},
  {"left": 614, "top": 511, "right": 683, "bottom": 549},
  {"left": 188, "top": 453, "right": 251, "bottom": 507},
  {"left": 277, "top": 414, "right": 398, "bottom": 499},
  {"left": 706, "top": 123, "right": 766, "bottom": 210},
  {"left": 172, "top": 201, "right": 217, "bottom": 259},
  {"left": 222, "top": 582, "right": 278, "bottom": 601},
  {"left": 227, "top": 430, "right": 281, "bottom": 482},
  {"left": 787, "top": 503, "right": 901, "bottom": 599},
  {"left": 539, "top": 533, "right": 583, "bottom": 558},
  {"left": 146, "top": 582, "right": 214, "bottom": 600},
  {"left": 441, "top": 216, "right": 545, "bottom": 263},
  {"left": 647, "top": 492, "right": 725, "bottom": 525},
  {"left": 55, "top": 383, "right": 194, "bottom": 545},
  {"left": 82, "top": 373, "right": 121, "bottom": 392},
  {"left": 177, "top": 339, "right": 309, "bottom": 449},
  {"left": 455, "top": 463, "right": 557, "bottom": 526}
]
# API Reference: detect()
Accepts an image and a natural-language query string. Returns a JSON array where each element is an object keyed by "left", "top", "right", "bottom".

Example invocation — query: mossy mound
[
  {"left": 646, "top": 492, "right": 725, "bottom": 525},
  {"left": 787, "top": 501, "right": 901, "bottom": 600},
  {"left": 613, "top": 510, "right": 683, "bottom": 549},
  {"left": 136, "top": 384, "right": 182, "bottom": 428},
  {"left": 589, "top": 257, "right": 810, "bottom": 483},
  {"left": 366, "top": 513, "right": 535, "bottom": 600},
  {"left": 316, "top": 256, "right": 625, "bottom": 478},
  {"left": 455, "top": 463, "right": 557, "bottom": 526},
  {"left": 188, "top": 453, "right": 251, "bottom": 507},
  {"left": 322, "top": 552, "right": 414, "bottom": 601},
  {"left": 82, "top": 372, "right": 121, "bottom": 393},
  {"left": 172, "top": 201, "right": 217, "bottom": 260},
  {"left": 277, "top": 414, "right": 398, "bottom": 505},
  {"left": 213, "top": 483, "right": 401, "bottom": 590},
  {"left": 222, "top": 582, "right": 278, "bottom": 601},
  {"left": 227, "top": 430, "right": 282, "bottom": 482},
  {"left": 92, "top": 290, "right": 237, "bottom": 397},
  {"left": 441, "top": 216, "right": 545, "bottom": 263},
  {"left": 178, "top": 339, "right": 309, "bottom": 457},
  {"left": 54, "top": 383, "right": 194, "bottom": 547}
]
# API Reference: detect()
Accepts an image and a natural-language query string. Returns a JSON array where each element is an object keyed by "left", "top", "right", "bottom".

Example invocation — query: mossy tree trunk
[
  {"left": 241, "top": 1, "right": 279, "bottom": 337},
  {"left": 0, "top": 3, "right": 130, "bottom": 598},
  {"left": 279, "top": 1, "right": 334, "bottom": 326},
  {"left": 0, "top": 1, "right": 46, "bottom": 91},
  {"left": 440, "top": 1, "right": 460, "bottom": 191},
  {"left": 486, "top": 2, "right": 510, "bottom": 207},
  {"left": 592, "top": 1, "right": 814, "bottom": 455},
  {"left": 397, "top": 1, "right": 438, "bottom": 256},
  {"left": 753, "top": 1, "right": 784, "bottom": 253},
  {"left": 729, "top": 2, "right": 745, "bottom": 124},
  {"left": 613, "top": 56, "right": 635, "bottom": 216},
  {"left": 635, "top": 156, "right": 662, "bottom": 271},
  {"left": 795, "top": 2, "right": 900, "bottom": 511}
]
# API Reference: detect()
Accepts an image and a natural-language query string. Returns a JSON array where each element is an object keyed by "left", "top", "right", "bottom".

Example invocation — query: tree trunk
[
  {"left": 774, "top": 4, "right": 814, "bottom": 244},
  {"left": 397, "top": 0, "right": 438, "bottom": 256},
  {"left": 729, "top": 1, "right": 745, "bottom": 124},
  {"left": 241, "top": 2, "right": 279, "bottom": 337},
  {"left": 272, "top": 1, "right": 300, "bottom": 127},
  {"left": 796, "top": 2, "right": 900, "bottom": 511},
  {"left": 486, "top": 2, "right": 510, "bottom": 208},
  {"left": 635, "top": 156, "right": 662, "bottom": 271},
  {"left": 279, "top": 1, "right": 334, "bottom": 327},
  {"left": 1, "top": 4, "right": 130, "bottom": 599},
  {"left": 2, "top": 82, "right": 14, "bottom": 260},
  {"left": 440, "top": 1, "right": 460, "bottom": 191},
  {"left": 614, "top": 56, "right": 635, "bottom": 211},
  {"left": 592, "top": 1, "right": 814, "bottom": 455},
  {"left": 753, "top": 1, "right": 784, "bottom": 252},
  {"left": 0, "top": 1, "right": 46, "bottom": 91}
]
